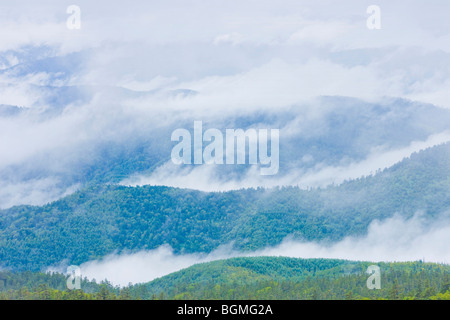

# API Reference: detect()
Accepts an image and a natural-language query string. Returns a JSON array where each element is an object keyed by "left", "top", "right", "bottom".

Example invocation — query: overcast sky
[{"left": 1, "top": 0, "right": 449, "bottom": 108}]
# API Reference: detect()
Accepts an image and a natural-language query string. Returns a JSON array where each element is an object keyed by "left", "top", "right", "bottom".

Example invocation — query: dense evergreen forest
[
  {"left": 1, "top": 257, "right": 449, "bottom": 300},
  {"left": 0, "top": 143, "right": 449, "bottom": 271}
]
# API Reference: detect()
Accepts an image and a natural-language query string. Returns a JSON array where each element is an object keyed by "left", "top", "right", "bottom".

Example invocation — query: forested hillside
[
  {"left": 131, "top": 257, "right": 450, "bottom": 300},
  {"left": 0, "top": 143, "right": 449, "bottom": 271},
  {"left": 1, "top": 257, "right": 449, "bottom": 300}
]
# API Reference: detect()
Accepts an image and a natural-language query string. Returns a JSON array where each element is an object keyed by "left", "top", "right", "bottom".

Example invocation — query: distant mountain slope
[
  {"left": 0, "top": 143, "right": 449, "bottom": 271},
  {"left": 1, "top": 92, "right": 450, "bottom": 209}
]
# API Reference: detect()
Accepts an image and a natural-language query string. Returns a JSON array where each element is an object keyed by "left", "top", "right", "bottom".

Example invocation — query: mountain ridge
[{"left": 0, "top": 142, "right": 449, "bottom": 271}]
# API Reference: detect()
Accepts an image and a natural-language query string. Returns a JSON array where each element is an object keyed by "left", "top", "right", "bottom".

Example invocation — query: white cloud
[
  {"left": 76, "top": 244, "right": 235, "bottom": 287},
  {"left": 122, "top": 131, "right": 450, "bottom": 191},
  {"left": 0, "top": 178, "right": 80, "bottom": 209},
  {"left": 297, "top": 131, "right": 450, "bottom": 187},
  {"left": 259, "top": 213, "right": 450, "bottom": 263},
  {"left": 288, "top": 20, "right": 354, "bottom": 44},
  {"left": 213, "top": 33, "right": 245, "bottom": 46},
  {"left": 1, "top": 0, "right": 450, "bottom": 207},
  {"left": 119, "top": 76, "right": 178, "bottom": 92}
]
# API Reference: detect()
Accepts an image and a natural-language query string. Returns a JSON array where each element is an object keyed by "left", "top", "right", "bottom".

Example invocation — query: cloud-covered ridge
[{"left": 60, "top": 212, "right": 450, "bottom": 286}]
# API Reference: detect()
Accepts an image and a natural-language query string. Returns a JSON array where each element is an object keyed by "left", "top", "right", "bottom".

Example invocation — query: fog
[
  {"left": 65, "top": 212, "right": 450, "bottom": 286},
  {"left": 2, "top": 1, "right": 450, "bottom": 208},
  {"left": 2, "top": 1, "right": 450, "bottom": 284},
  {"left": 121, "top": 130, "right": 450, "bottom": 191}
]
